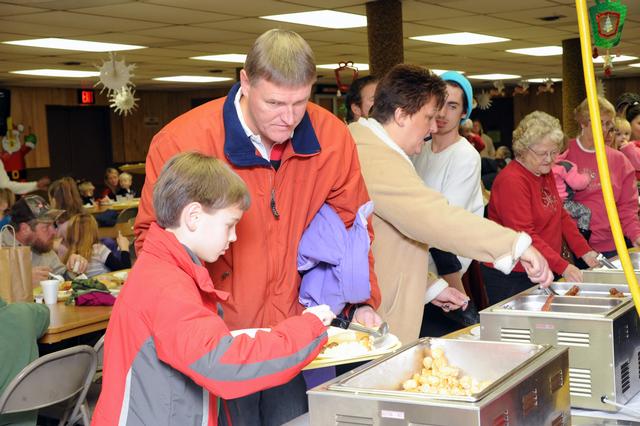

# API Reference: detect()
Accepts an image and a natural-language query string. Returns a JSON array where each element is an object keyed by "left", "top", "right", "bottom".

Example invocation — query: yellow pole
[{"left": 575, "top": 0, "right": 640, "bottom": 316}]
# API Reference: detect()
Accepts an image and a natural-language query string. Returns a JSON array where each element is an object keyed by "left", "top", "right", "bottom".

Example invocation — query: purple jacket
[{"left": 298, "top": 201, "right": 374, "bottom": 314}]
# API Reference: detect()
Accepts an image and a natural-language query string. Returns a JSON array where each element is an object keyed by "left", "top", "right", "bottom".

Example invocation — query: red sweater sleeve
[
  {"left": 620, "top": 144, "right": 640, "bottom": 171},
  {"left": 490, "top": 169, "right": 569, "bottom": 274},
  {"left": 616, "top": 156, "right": 640, "bottom": 242}
]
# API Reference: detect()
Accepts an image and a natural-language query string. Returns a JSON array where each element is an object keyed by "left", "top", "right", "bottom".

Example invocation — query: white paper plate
[
  {"left": 316, "top": 327, "right": 400, "bottom": 360},
  {"left": 230, "top": 328, "right": 270, "bottom": 338}
]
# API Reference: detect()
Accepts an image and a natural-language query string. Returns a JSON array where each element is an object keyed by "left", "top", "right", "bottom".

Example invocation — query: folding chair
[{"left": 0, "top": 345, "right": 97, "bottom": 425}]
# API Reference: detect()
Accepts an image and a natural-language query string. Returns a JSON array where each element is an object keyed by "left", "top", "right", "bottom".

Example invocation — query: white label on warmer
[{"left": 381, "top": 409, "right": 405, "bottom": 419}]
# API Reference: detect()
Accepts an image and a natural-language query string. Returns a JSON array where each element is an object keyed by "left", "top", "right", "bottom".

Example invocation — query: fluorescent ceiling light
[
  {"left": 593, "top": 55, "right": 638, "bottom": 63},
  {"left": 526, "top": 78, "right": 562, "bottom": 83},
  {"left": 10, "top": 69, "right": 100, "bottom": 78},
  {"left": 153, "top": 76, "right": 232, "bottom": 83},
  {"left": 260, "top": 10, "right": 366, "bottom": 29},
  {"left": 431, "top": 69, "right": 465, "bottom": 75},
  {"left": 507, "top": 46, "right": 562, "bottom": 56},
  {"left": 3, "top": 38, "right": 145, "bottom": 52},
  {"left": 467, "top": 73, "right": 521, "bottom": 80},
  {"left": 317, "top": 63, "right": 369, "bottom": 71},
  {"left": 629, "top": 63, "right": 640, "bottom": 68},
  {"left": 190, "top": 54, "right": 247, "bottom": 63},
  {"left": 410, "top": 32, "right": 510, "bottom": 45}
]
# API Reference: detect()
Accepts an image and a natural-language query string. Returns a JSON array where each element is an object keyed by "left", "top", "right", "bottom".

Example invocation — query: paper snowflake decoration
[
  {"left": 476, "top": 91, "right": 493, "bottom": 110},
  {"left": 109, "top": 86, "right": 139, "bottom": 116},
  {"left": 96, "top": 52, "right": 136, "bottom": 95}
]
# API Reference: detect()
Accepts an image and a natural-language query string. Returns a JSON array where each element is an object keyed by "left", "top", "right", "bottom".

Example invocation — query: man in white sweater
[{"left": 412, "top": 71, "right": 484, "bottom": 335}]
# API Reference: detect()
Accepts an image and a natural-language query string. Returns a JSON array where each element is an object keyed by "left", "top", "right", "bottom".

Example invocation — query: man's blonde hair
[
  {"left": 574, "top": 96, "right": 616, "bottom": 124},
  {"left": 512, "top": 111, "right": 564, "bottom": 157},
  {"left": 244, "top": 29, "right": 316, "bottom": 86},
  {"left": 153, "top": 152, "right": 250, "bottom": 229}
]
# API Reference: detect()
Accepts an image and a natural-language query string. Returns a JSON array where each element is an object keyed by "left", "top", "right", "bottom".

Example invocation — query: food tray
[
  {"left": 495, "top": 294, "right": 627, "bottom": 316},
  {"left": 328, "top": 338, "right": 546, "bottom": 402}
]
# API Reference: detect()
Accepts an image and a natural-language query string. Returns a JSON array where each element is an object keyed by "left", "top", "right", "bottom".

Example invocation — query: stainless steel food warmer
[
  {"left": 308, "top": 338, "right": 569, "bottom": 425},
  {"left": 480, "top": 284, "right": 640, "bottom": 411},
  {"left": 582, "top": 252, "right": 640, "bottom": 284}
]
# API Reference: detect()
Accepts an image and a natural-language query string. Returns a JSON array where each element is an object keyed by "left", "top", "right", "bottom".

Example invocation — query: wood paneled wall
[
  {"left": 7, "top": 85, "right": 229, "bottom": 169},
  {"left": 512, "top": 76, "right": 640, "bottom": 138}
]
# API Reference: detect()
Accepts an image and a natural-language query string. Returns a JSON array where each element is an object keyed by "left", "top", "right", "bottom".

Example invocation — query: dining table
[
  {"left": 39, "top": 301, "right": 112, "bottom": 344},
  {"left": 86, "top": 198, "right": 140, "bottom": 214}
]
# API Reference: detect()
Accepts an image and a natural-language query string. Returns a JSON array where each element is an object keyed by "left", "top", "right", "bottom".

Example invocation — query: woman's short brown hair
[
  {"left": 370, "top": 64, "right": 446, "bottom": 125},
  {"left": 153, "top": 152, "right": 251, "bottom": 229}
]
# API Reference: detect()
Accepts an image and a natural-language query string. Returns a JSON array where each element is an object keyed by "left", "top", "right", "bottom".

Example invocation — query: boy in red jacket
[{"left": 92, "top": 152, "right": 334, "bottom": 426}]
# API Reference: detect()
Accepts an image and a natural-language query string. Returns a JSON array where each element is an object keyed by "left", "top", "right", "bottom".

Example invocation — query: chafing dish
[
  {"left": 531, "top": 282, "right": 630, "bottom": 298},
  {"left": 481, "top": 289, "right": 640, "bottom": 411},
  {"left": 308, "top": 338, "right": 569, "bottom": 425}
]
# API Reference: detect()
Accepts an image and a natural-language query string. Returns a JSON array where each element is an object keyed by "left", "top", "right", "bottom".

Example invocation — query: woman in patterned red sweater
[{"left": 481, "top": 111, "right": 600, "bottom": 305}]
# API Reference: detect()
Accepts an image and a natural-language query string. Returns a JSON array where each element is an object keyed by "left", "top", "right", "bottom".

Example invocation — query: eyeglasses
[{"left": 527, "top": 146, "right": 558, "bottom": 160}]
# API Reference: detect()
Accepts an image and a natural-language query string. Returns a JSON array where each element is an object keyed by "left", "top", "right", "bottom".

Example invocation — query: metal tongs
[
  {"left": 540, "top": 285, "right": 558, "bottom": 296},
  {"left": 596, "top": 253, "right": 618, "bottom": 270},
  {"left": 330, "top": 317, "right": 389, "bottom": 340}
]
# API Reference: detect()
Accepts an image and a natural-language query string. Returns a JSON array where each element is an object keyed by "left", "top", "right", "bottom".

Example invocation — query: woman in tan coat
[{"left": 349, "top": 64, "right": 553, "bottom": 343}]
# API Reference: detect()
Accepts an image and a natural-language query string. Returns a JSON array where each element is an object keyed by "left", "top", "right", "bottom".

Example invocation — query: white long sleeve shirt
[
  {"left": 0, "top": 160, "right": 37, "bottom": 194},
  {"left": 412, "top": 136, "right": 484, "bottom": 273}
]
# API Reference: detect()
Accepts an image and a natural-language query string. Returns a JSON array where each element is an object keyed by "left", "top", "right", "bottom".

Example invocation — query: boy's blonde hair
[
  {"left": 118, "top": 172, "right": 132, "bottom": 184},
  {"left": 244, "top": 29, "right": 316, "bottom": 87},
  {"left": 512, "top": 111, "right": 564, "bottom": 158},
  {"left": 574, "top": 96, "right": 616, "bottom": 124},
  {"left": 64, "top": 213, "right": 99, "bottom": 264},
  {"left": 153, "top": 152, "right": 251, "bottom": 229},
  {"left": 78, "top": 180, "right": 95, "bottom": 195}
]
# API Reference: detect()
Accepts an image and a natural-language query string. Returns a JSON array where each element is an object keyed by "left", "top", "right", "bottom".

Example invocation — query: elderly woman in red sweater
[{"left": 481, "top": 111, "right": 600, "bottom": 305}]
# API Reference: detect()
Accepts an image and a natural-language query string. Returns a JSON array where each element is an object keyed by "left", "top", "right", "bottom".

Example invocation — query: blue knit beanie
[{"left": 440, "top": 71, "right": 474, "bottom": 121}]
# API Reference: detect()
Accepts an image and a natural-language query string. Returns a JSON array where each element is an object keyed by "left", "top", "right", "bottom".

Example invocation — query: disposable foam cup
[{"left": 40, "top": 279, "right": 60, "bottom": 305}]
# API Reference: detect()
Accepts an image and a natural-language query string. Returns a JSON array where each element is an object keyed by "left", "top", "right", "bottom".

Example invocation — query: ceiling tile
[
  {"left": 8, "top": 11, "right": 168, "bottom": 31},
  {"left": 76, "top": 3, "right": 235, "bottom": 25},
  {"left": 144, "top": 0, "right": 313, "bottom": 16},
  {"left": 130, "top": 26, "right": 255, "bottom": 43},
  {"left": 430, "top": 0, "right": 557, "bottom": 14}
]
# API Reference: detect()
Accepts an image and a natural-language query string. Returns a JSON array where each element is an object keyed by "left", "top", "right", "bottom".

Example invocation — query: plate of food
[{"left": 316, "top": 327, "right": 400, "bottom": 360}]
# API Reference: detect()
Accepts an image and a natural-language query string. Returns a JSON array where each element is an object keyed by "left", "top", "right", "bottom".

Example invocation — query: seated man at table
[
  {"left": 0, "top": 297, "right": 50, "bottom": 426},
  {"left": 93, "top": 152, "right": 334, "bottom": 426},
  {"left": 0, "top": 195, "right": 89, "bottom": 285}
]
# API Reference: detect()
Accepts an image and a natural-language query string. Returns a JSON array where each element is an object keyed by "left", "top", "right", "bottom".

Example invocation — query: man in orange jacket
[{"left": 135, "top": 29, "right": 382, "bottom": 425}]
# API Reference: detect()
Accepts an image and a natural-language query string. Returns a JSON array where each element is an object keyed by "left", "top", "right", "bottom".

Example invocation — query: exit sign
[{"left": 77, "top": 89, "right": 95, "bottom": 105}]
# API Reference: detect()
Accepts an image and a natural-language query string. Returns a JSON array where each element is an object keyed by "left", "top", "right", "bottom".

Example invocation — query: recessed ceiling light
[
  {"left": 507, "top": 46, "right": 563, "bottom": 56},
  {"left": 593, "top": 55, "right": 638, "bottom": 63},
  {"left": 526, "top": 78, "right": 562, "bottom": 83},
  {"left": 317, "top": 63, "right": 369, "bottom": 71},
  {"left": 467, "top": 73, "right": 521, "bottom": 80},
  {"left": 629, "top": 63, "right": 640, "bottom": 68},
  {"left": 260, "top": 10, "right": 366, "bottom": 29},
  {"left": 3, "top": 38, "right": 145, "bottom": 52},
  {"left": 431, "top": 69, "right": 465, "bottom": 75},
  {"left": 10, "top": 69, "right": 100, "bottom": 78},
  {"left": 153, "top": 76, "right": 233, "bottom": 83},
  {"left": 190, "top": 54, "right": 247, "bottom": 63},
  {"left": 410, "top": 32, "right": 510, "bottom": 45}
]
